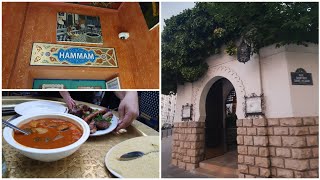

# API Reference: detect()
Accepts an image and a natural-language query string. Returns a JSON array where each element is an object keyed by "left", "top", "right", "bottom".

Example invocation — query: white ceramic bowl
[{"left": 3, "top": 113, "right": 90, "bottom": 162}]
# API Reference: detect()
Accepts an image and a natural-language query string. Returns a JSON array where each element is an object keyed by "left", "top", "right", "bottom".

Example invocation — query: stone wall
[
  {"left": 171, "top": 121, "right": 205, "bottom": 170},
  {"left": 237, "top": 117, "right": 319, "bottom": 178}
]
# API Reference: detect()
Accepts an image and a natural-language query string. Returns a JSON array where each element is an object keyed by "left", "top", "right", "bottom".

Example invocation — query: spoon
[
  {"left": 118, "top": 150, "right": 159, "bottom": 161},
  {"left": 2, "top": 120, "right": 31, "bottom": 135}
]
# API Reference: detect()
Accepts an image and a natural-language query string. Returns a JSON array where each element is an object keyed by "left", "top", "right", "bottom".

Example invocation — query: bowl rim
[{"left": 3, "top": 113, "right": 90, "bottom": 154}]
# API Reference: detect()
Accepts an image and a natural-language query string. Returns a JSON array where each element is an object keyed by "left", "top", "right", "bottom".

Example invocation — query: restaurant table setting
[{"left": 2, "top": 96, "right": 159, "bottom": 178}]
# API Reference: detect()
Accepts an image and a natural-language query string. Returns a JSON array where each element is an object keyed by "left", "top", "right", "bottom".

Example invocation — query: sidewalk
[{"left": 161, "top": 136, "right": 208, "bottom": 178}]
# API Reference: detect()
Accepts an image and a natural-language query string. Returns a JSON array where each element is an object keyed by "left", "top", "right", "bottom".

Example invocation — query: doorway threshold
[{"left": 191, "top": 151, "right": 238, "bottom": 178}]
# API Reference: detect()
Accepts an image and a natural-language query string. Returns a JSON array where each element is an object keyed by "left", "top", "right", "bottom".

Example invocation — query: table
[{"left": 2, "top": 96, "right": 158, "bottom": 178}]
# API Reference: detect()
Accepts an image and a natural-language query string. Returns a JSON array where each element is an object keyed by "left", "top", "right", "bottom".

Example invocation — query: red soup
[{"left": 14, "top": 118, "right": 83, "bottom": 149}]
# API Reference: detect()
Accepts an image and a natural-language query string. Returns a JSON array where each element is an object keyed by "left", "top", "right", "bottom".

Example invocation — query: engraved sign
[
  {"left": 291, "top": 68, "right": 313, "bottom": 85},
  {"left": 30, "top": 43, "right": 118, "bottom": 67}
]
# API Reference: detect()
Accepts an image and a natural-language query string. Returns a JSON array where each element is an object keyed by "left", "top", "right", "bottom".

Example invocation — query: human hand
[
  {"left": 59, "top": 91, "right": 76, "bottom": 110},
  {"left": 116, "top": 92, "right": 139, "bottom": 131}
]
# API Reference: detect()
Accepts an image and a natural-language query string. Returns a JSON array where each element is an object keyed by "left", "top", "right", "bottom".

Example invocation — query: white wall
[{"left": 286, "top": 44, "right": 319, "bottom": 117}]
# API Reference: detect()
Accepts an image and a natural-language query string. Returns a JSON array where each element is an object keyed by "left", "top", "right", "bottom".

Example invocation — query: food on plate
[
  {"left": 14, "top": 119, "right": 82, "bottom": 149},
  {"left": 69, "top": 104, "right": 113, "bottom": 134}
]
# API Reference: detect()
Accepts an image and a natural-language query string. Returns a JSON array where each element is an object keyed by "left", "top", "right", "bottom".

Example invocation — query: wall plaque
[
  {"left": 291, "top": 68, "right": 313, "bottom": 85},
  {"left": 181, "top": 103, "right": 193, "bottom": 121},
  {"left": 30, "top": 43, "right": 118, "bottom": 67}
]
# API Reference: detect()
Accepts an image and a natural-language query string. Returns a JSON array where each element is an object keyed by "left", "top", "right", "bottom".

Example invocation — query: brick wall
[
  {"left": 171, "top": 121, "right": 205, "bottom": 170},
  {"left": 237, "top": 117, "right": 319, "bottom": 178}
]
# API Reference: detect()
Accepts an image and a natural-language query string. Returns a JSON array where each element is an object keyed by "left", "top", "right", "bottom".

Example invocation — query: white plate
[
  {"left": 14, "top": 100, "right": 67, "bottom": 116},
  {"left": 90, "top": 115, "right": 118, "bottom": 136},
  {"left": 105, "top": 136, "right": 159, "bottom": 178}
]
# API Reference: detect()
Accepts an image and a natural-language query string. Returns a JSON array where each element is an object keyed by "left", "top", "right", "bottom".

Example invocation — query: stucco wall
[
  {"left": 174, "top": 44, "right": 319, "bottom": 123},
  {"left": 260, "top": 43, "right": 319, "bottom": 118}
]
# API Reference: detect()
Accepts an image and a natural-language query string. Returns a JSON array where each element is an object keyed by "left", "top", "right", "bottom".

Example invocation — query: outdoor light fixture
[
  {"left": 237, "top": 40, "right": 252, "bottom": 63},
  {"left": 181, "top": 103, "right": 193, "bottom": 121}
]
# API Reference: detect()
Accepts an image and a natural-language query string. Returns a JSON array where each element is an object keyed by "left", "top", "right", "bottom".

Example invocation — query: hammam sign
[{"left": 30, "top": 43, "right": 118, "bottom": 67}]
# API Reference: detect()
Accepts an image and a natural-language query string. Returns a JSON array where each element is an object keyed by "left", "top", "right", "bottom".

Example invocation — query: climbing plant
[{"left": 162, "top": 2, "right": 318, "bottom": 94}]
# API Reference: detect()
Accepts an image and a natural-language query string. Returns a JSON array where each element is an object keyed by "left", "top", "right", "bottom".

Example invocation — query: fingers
[{"left": 116, "top": 112, "right": 132, "bottom": 131}]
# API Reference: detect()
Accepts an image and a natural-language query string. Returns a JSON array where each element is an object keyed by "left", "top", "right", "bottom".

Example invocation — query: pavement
[{"left": 161, "top": 136, "right": 208, "bottom": 178}]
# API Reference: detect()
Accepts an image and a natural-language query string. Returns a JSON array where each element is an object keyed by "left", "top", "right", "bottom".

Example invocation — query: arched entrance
[{"left": 204, "top": 78, "right": 237, "bottom": 159}]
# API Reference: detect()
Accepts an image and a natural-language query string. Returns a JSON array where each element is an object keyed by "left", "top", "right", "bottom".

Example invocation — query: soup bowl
[{"left": 3, "top": 113, "right": 90, "bottom": 162}]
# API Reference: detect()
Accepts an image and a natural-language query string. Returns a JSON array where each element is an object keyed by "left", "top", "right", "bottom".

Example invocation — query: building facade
[
  {"left": 161, "top": 94, "right": 177, "bottom": 127},
  {"left": 171, "top": 43, "right": 319, "bottom": 178}
]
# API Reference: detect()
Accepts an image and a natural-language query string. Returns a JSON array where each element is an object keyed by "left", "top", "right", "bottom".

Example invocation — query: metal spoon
[
  {"left": 2, "top": 120, "right": 31, "bottom": 135},
  {"left": 118, "top": 150, "right": 159, "bottom": 161}
]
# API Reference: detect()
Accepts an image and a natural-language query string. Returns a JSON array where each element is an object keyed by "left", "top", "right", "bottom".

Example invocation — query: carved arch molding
[{"left": 192, "top": 66, "right": 247, "bottom": 120}]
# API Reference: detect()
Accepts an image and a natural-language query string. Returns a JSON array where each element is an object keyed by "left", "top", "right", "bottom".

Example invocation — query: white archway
[{"left": 192, "top": 66, "right": 246, "bottom": 121}]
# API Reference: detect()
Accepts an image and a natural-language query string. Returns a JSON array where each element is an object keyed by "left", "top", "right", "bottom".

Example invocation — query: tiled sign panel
[{"left": 30, "top": 43, "right": 118, "bottom": 67}]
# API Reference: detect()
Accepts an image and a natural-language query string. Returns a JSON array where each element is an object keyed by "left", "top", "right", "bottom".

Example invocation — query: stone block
[
  {"left": 289, "top": 127, "right": 309, "bottom": 135},
  {"left": 245, "top": 174, "right": 255, "bottom": 178},
  {"left": 267, "top": 127, "right": 274, "bottom": 135},
  {"left": 279, "top": 118, "right": 303, "bottom": 126},
  {"left": 276, "top": 148, "right": 291, "bottom": 158},
  {"left": 180, "top": 148, "right": 187, "bottom": 155},
  {"left": 315, "top": 117, "right": 319, "bottom": 125},
  {"left": 277, "top": 168, "right": 293, "bottom": 178},
  {"left": 309, "top": 158, "right": 318, "bottom": 169},
  {"left": 255, "top": 157, "right": 270, "bottom": 168},
  {"left": 269, "top": 147, "right": 276, "bottom": 156},
  {"left": 312, "top": 148, "right": 318, "bottom": 157},
  {"left": 184, "top": 142, "right": 191, "bottom": 149},
  {"left": 185, "top": 163, "right": 197, "bottom": 170},
  {"left": 291, "top": 148, "right": 312, "bottom": 159},
  {"left": 253, "top": 118, "right": 267, "bottom": 126},
  {"left": 247, "top": 128, "right": 257, "bottom": 135},
  {"left": 282, "top": 136, "right": 306, "bottom": 147},
  {"left": 260, "top": 167, "right": 271, "bottom": 177},
  {"left": 187, "top": 149, "right": 197, "bottom": 157},
  {"left": 257, "top": 127, "right": 267, "bottom": 135},
  {"left": 238, "top": 173, "right": 245, "bottom": 178},
  {"left": 244, "top": 156, "right": 255, "bottom": 165},
  {"left": 186, "top": 134, "right": 198, "bottom": 142},
  {"left": 238, "top": 155, "right": 244, "bottom": 163},
  {"left": 254, "top": 136, "right": 268, "bottom": 146},
  {"left": 236, "top": 119, "right": 243, "bottom": 127},
  {"left": 178, "top": 161, "right": 186, "bottom": 169},
  {"left": 183, "top": 156, "right": 191, "bottom": 163},
  {"left": 199, "top": 134, "right": 205, "bottom": 141},
  {"left": 244, "top": 136, "right": 253, "bottom": 145},
  {"left": 185, "top": 128, "right": 192, "bottom": 134},
  {"left": 238, "top": 145, "right": 247, "bottom": 155},
  {"left": 173, "top": 134, "right": 179, "bottom": 140},
  {"left": 309, "top": 126, "right": 319, "bottom": 135},
  {"left": 303, "top": 117, "right": 315, "bottom": 125},
  {"left": 306, "top": 136, "right": 318, "bottom": 146},
  {"left": 269, "top": 136, "right": 281, "bottom": 146},
  {"left": 271, "top": 157, "right": 284, "bottom": 168},
  {"left": 268, "top": 118, "right": 279, "bottom": 126},
  {"left": 248, "top": 146, "right": 259, "bottom": 156},
  {"left": 191, "top": 128, "right": 197, "bottom": 134},
  {"left": 237, "top": 127, "right": 247, "bottom": 135},
  {"left": 238, "top": 164, "right": 248, "bottom": 174},
  {"left": 305, "top": 170, "right": 318, "bottom": 178},
  {"left": 243, "top": 119, "right": 253, "bottom": 127},
  {"left": 259, "top": 147, "right": 269, "bottom": 157},
  {"left": 273, "top": 127, "right": 289, "bottom": 135},
  {"left": 270, "top": 167, "right": 277, "bottom": 176},
  {"left": 285, "top": 159, "right": 309, "bottom": 171},
  {"left": 171, "top": 159, "right": 178, "bottom": 166},
  {"left": 249, "top": 166, "right": 259, "bottom": 175},
  {"left": 237, "top": 135, "right": 244, "bottom": 145}
]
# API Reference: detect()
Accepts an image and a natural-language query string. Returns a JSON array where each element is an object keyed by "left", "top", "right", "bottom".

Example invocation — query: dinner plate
[
  {"left": 14, "top": 100, "right": 68, "bottom": 116},
  {"left": 105, "top": 136, "right": 159, "bottom": 178},
  {"left": 89, "top": 115, "right": 118, "bottom": 136}
]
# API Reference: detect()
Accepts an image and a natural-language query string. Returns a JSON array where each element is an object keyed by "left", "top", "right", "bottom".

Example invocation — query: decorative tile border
[{"left": 30, "top": 43, "right": 118, "bottom": 67}]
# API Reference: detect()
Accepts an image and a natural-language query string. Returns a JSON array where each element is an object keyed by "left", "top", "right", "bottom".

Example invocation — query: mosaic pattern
[{"left": 30, "top": 43, "right": 118, "bottom": 67}]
